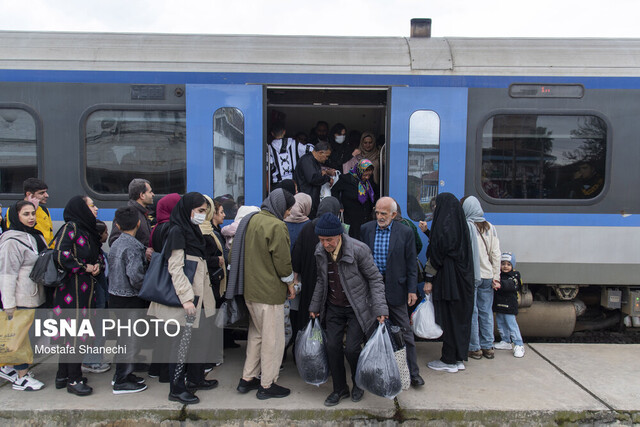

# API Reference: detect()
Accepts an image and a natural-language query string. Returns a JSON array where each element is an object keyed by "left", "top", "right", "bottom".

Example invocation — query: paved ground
[{"left": 0, "top": 342, "right": 638, "bottom": 425}]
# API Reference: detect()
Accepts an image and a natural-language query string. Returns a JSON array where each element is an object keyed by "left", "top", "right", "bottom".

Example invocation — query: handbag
[
  {"left": 214, "top": 295, "right": 249, "bottom": 328},
  {"left": 385, "top": 319, "right": 410, "bottom": 390},
  {"left": 210, "top": 267, "right": 225, "bottom": 287},
  {"left": 30, "top": 250, "right": 67, "bottom": 288},
  {"left": 0, "top": 310, "right": 35, "bottom": 365},
  {"left": 138, "top": 245, "right": 198, "bottom": 307}
]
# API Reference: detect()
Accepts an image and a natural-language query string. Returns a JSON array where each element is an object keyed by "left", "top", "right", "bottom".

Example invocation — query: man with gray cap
[{"left": 309, "top": 213, "right": 388, "bottom": 407}]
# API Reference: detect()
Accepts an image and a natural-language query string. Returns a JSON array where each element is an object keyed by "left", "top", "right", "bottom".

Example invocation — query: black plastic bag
[
  {"left": 355, "top": 323, "right": 402, "bottom": 399},
  {"left": 294, "top": 318, "right": 329, "bottom": 386}
]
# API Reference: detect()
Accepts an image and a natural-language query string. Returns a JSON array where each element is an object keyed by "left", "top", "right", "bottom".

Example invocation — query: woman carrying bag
[
  {"left": 147, "top": 192, "right": 218, "bottom": 405},
  {"left": 54, "top": 195, "right": 103, "bottom": 396},
  {"left": 0, "top": 200, "right": 47, "bottom": 391}
]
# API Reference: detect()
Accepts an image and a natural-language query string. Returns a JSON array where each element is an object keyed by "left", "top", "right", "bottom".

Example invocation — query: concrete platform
[{"left": 0, "top": 342, "right": 638, "bottom": 425}]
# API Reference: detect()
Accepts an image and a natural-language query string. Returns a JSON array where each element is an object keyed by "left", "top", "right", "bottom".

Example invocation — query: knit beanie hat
[
  {"left": 314, "top": 212, "right": 343, "bottom": 236},
  {"left": 501, "top": 252, "right": 516, "bottom": 268}
]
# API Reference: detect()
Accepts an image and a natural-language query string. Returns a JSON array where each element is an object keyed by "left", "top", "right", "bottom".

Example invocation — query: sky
[{"left": 1, "top": 0, "right": 639, "bottom": 38}]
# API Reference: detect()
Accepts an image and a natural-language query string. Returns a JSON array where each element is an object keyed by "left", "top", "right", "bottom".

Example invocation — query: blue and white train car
[{"left": 0, "top": 29, "right": 639, "bottom": 333}]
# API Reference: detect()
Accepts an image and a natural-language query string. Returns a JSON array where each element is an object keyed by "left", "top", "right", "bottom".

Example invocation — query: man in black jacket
[
  {"left": 293, "top": 141, "right": 335, "bottom": 219},
  {"left": 360, "top": 197, "right": 424, "bottom": 387}
]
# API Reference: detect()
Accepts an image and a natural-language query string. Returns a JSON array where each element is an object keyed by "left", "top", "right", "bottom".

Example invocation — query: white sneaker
[
  {"left": 81, "top": 363, "right": 111, "bottom": 373},
  {"left": 427, "top": 360, "right": 458, "bottom": 373},
  {"left": 513, "top": 345, "right": 525, "bottom": 358},
  {"left": 0, "top": 365, "right": 18, "bottom": 383},
  {"left": 12, "top": 372, "right": 44, "bottom": 391},
  {"left": 494, "top": 341, "right": 513, "bottom": 350},
  {"left": 456, "top": 361, "right": 465, "bottom": 371}
]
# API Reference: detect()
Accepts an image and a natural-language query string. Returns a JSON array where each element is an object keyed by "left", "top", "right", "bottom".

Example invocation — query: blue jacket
[{"left": 360, "top": 219, "right": 418, "bottom": 307}]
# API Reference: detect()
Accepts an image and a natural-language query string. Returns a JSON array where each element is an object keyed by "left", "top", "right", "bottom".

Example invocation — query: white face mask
[
  {"left": 335, "top": 135, "right": 346, "bottom": 144},
  {"left": 191, "top": 212, "right": 206, "bottom": 225}
]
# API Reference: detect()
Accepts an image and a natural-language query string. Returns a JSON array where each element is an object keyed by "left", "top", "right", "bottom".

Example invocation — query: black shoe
[
  {"left": 223, "top": 340, "right": 240, "bottom": 349},
  {"left": 186, "top": 379, "right": 219, "bottom": 391},
  {"left": 113, "top": 381, "right": 147, "bottom": 395},
  {"left": 55, "top": 376, "right": 87, "bottom": 389},
  {"left": 351, "top": 385, "right": 364, "bottom": 402},
  {"left": 112, "top": 373, "right": 146, "bottom": 386},
  {"left": 324, "top": 389, "right": 350, "bottom": 407},
  {"left": 256, "top": 383, "right": 290, "bottom": 400},
  {"left": 67, "top": 381, "right": 92, "bottom": 396},
  {"left": 168, "top": 391, "right": 200, "bottom": 405},
  {"left": 411, "top": 374, "right": 425, "bottom": 387},
  {"left": 204, "top": 363, "right": 215, "bottom": 373},
  {"left": 237, "top": 377, "right": 260, "bottom": 394}
]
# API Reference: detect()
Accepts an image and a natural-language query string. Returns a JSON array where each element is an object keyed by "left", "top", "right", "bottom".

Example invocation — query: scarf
[
  {"left": 7, "top": 202, "right": 47, "bottom": 253},
  {"left": 149, "top": 193, "right": 181, "bottom": 247},
  {"left": 462, "top": 196, "right": 486, "bottom": 282},
  {"left": 261, "top": 188, "right": 289, "bottom": 221},
  {"left": 284, "top": 192, "right": 311, "bottom": 224},
  {"left": 63, "top": 195, "right": 101, "bottom": 262},
  {"left": 163, "top": 192, "right": 207, "bottom": 259},
  {"left": 349, "top": 159, "right": 375, "bottom": 204}
]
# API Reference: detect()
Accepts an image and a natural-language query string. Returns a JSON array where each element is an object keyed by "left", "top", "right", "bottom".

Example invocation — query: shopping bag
[
  {"left": 355, "top": 323, "right": 402, "bottom": 399},
  {"left": 214, "top": 295, "right": 249, "bottom": 328},
  {"left": 0, "top": 310, "right": 35, "bottom": 365},
  {"left": 411, "top": 295, "right": 443, "bottom": 339},
  {"left": 294, "top": 318, "right": 329, "bottom": 386},
  {"left": 385, "top": 320, "right": 410, "bottom": 390}
]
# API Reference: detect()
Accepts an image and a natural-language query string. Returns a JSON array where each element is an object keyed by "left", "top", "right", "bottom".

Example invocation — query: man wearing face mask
[{"left": 326, "top": 123, "right": 356, "bottom": 172}]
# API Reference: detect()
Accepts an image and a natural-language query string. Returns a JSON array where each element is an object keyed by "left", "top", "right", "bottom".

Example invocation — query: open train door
[
  {"left": 186, "top": 84, "right": 263, "bottom": 216},
  {"left": 388, "top": 87, "right": 468, "bottom": 255}
]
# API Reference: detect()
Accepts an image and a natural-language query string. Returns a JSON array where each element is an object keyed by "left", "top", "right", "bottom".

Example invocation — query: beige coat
[
  {"left": 0, "top": 231, "right": 46, "bottom": 309},
  {"left": 147, "top": 249, "right": 216, "bottom": 327}
]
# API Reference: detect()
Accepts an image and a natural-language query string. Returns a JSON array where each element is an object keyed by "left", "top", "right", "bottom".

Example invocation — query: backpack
[
  {"left": 30, "top": 227, "right": 67, "bottom": 288},
  {"left": 29, "top": 249, "right": 67, "bottom": 288}
]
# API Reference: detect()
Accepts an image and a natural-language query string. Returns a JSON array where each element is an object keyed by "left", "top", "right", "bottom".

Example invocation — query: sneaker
[
  {"left": 237, "top": 377, "right": 260, "bottom": 394},
  {"left": 0, "top": 366, "right": 18, "bottom": 383},
  {"left": 81, "top": 363, "right": 111, "bottom": 374},
  {"left": 113, "top": 381, "right": 148, "bottom": 395},
  {"left": 427, "top": 360, "right": 458, "bottom": 373},
  {"left": 112, "top": 373, "right": 145, "bottom": 386},
  {"left": 12, "top": 373, "right": 44, "bottom": 391},
  {"left": 456, "top": 361, "right": 465, "bottom": 371},
  {"left": 256, "top": 383, "right": 290, "bottom": 399},
  {"left": 513, "top": 345, "right": 525, "bottom": 358},
  {"left": 468, "top": 350, "right": 483, "bottom": 360},
  {"left": 494, "top": 341, "right": 513, "bottom": 350},
  {"left": 67, "top": 380, "right": 93, "bottom": 396}
]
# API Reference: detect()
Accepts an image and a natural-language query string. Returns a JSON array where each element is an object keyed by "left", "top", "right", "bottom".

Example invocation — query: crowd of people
[{"left": 0, "top": 133, "right": 526, "bottom": 405}]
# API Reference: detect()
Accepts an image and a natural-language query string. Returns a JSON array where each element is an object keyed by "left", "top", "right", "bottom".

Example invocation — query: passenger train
[{"left": 0, "top": 24, "right": 638, "bottom": 335}]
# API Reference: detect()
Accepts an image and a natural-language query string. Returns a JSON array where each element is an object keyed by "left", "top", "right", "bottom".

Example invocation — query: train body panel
[{"left": 0, "top": 31, "right": 639, "bottom": 301}]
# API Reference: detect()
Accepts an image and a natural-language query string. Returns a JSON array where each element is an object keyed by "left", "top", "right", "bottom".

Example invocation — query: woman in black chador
[{"left": 423, "top": 193, "right": 474, "bottom": 373}]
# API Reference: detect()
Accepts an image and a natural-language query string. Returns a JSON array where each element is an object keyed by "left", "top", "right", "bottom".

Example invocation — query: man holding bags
[{"left": 309, "top": 213, "right": 388, "bottom": 407}]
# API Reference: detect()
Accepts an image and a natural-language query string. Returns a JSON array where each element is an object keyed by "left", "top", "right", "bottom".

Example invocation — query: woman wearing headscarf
[
  {"left": 343, "top": 132, "right": 382, "bottom": 186},
  {"left": 0, "top": 200, "right": 47, "bottom": 391},
  {"left": 462, "top": 196, "right": 501, "bottom": 360},
  {"left": 54, "top": 195, "right": 103, "bottom": 396},
  {"left": 424, "top": 193, "right": 474, "bottom": 373},
  {"left": 147, "top": 192, "right": 218, "bottom": 405},
  {"left": 220, "top": 205, "right": 261, "bottom": 251},
  {"left": 149, "top": 193, "right": 181, "bottom": 252},
  {"left": 291, "top": 196, "right": 342, "bottom": 335},
  {"left": 232, "top": 188, "right": 296, "bottom": 399},
  {"left": 283, "top": 192, "right": 312, "bottom": 351},
  {"left": 331, "top": 159, "right": 376, "bottom": 240},
  {"left": 147, "top": 193, "right": 181, "bottom": 382}
]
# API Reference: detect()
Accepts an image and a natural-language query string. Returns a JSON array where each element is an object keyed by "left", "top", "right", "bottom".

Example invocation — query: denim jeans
[
  {"left": 495, "top": 313, "right": 523, "bottom": 346},
  {"left": 469, "top": 278, "right": 494, "bottom": 351}
]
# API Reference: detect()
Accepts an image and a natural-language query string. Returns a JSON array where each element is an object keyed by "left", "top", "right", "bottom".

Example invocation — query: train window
[
  {"left": 85, "top": 109, "right": 186, "bottom": 195},
  {"left": 0, "top": 108, "right": 38, "bottom": 193},
  {"left": 213, "top": 107, "right": 244, "bottom": 220},
  {"left": 407, "top": 110, "right": 440, "bottom": 221},
  {"left": 481, "top": 114, "right": 607, "bottom": 200}
]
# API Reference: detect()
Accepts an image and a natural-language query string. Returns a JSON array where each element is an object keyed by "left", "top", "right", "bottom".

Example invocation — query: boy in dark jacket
[{"left": 493, "top": 252, "right": 525, "bottom": 358}]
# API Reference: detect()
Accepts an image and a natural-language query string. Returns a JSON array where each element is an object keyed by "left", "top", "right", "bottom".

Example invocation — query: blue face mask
[{"left": 335, "top": 135, "right": 346, "bottom": 144}]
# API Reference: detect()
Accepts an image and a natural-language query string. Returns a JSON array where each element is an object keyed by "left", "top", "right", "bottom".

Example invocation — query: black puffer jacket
[
  {"left": 309, "top": 233, "right": 388, "bottom": 335},
  {"left": 493, "top": 270, "right": 521, "bottom": 315}
]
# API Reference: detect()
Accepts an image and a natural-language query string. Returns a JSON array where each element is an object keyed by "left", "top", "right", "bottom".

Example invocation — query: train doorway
[{"left": 265, "top": 87, "right": 388, "bottom": 197}]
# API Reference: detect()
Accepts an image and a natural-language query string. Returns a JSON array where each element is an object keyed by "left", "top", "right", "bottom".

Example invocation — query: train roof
[{"left": 2, "top": 30, "right": 640, "bottom": 77}]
